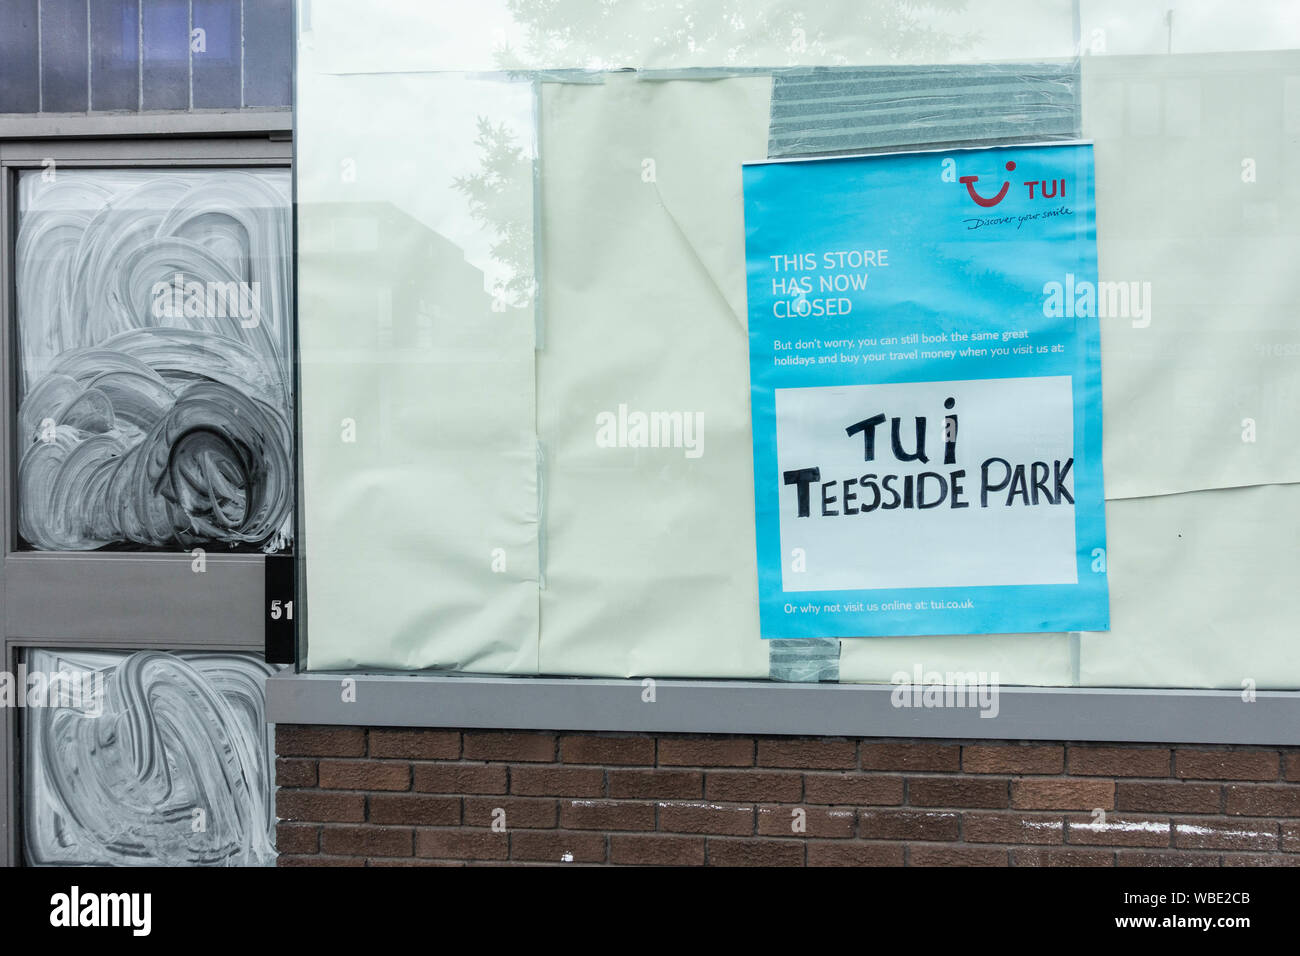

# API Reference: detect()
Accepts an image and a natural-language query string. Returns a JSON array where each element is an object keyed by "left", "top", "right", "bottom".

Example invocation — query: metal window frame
[
  {"left": 0, "top": 125, "right": 292, "bottom": 867},
  {"left": 266, "top": 672, "right": 1300, "bottom": 747}
]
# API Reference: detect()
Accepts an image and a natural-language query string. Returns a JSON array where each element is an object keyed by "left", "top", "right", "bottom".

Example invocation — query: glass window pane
[
  {"left": 14, "top": 169, "right": 294, "bottom": 553},
  {"left": 295, "top": 1, "right": 1300, "bottom": 689},
  {"left": 22, "top": 648, "right": 279, "bottom": 866}
]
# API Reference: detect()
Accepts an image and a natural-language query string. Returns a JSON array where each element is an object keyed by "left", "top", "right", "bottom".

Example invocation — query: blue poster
[{"left": 743, "top": 142, "right": 1109, "bottom": 639}]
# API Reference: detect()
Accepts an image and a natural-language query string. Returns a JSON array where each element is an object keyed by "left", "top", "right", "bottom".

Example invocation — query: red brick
[
  {"left": 320, "top": 825, "right": 412, "bottom": 857},
  {"left": 276, "top": 823, "right": 319, "bottom": 855},
  {"left": 560, "top": 800, "right": 655, "bottom": 831},
  {"left": 413, "top": 763, "right": 508, "bottom": 795},
  {"left": 910, "top": 844, "right": 1008, "bottom": 866},
  {"left": 1222, "top": 852, "right": 1300, "bottom": 867},
  {"left": 758, "top": 737, "right": 856, "bottom": 770},
  {"left": 807, "top": 842, "right": 904, "bottom": 866},
  {"left": 659, "top": 802, "right": 754, "bottom": 836},
  {"left": 272, "top": 733, "right": 1300, "bottom": 869},
  {"left": 1012, "top": 847, "right": 1114, "bottom": 867},
  {"left": 858, "top": 809, "right": 959, "bottom": 842},
  {"left": 1067, "top": 746, "right": 1170, "bottom": 777},
  {"left": 464, "top": 796, "right": 556, "bottom": 829},
  {"left": 276, "top": 758, "right": 317, "bottom": 789},
  {"left": 368, "top": 794, "right": 461, "bottom": 826},
  {"left": 1012, "top": 778, "right": 1115, "bottom": 811},
  {"left": 510, "top": 766, "right": 605, "bottom": 797},
  {"left": 462, "top": 732, "right": 556, "bottom": 763},
  {"left": 1285, "top": 753, "right": 1300, "bottom": 783},
  {"left": 510, "top": 830, "right": 606, "bottom": 863},
  {"left": 610, "top": 835, "right": 705, "bottom": 866},
  {"left": 1065, "top": 813, "right": 1169, "bottom": 847},
  {"left": 277, "top": 725, "right": 366, "bottom": 758},
  {"left": 1224, "top": 784, "right": 1300, "bottom": 817},
  {"left": 658, "top": 737, "right": 754, "bottom": 767},
  {"left": 608, "top": 769, "right": 702, "bottom": 800},
  {"left": 318, "top": 759, "right": 410, "bottom": 791},
  {"left": 560, "top": 735, "right": 655, "bottom": 766},
  {"left": 416, "top": 829, "right": 508, "bottom": 861},
  {"left": 804, "top": 773, "right": 903, "bottom": 806},
  {"left": 1175, "top": 749, "right": 1279, "bottom": 781},
  {"left": 277, "top": 790, "right": 365, "bottom": 823},
  {"left": 757, "top": 805, "right": 855, "bottom": 839},
  {"left": 706, "top": 771, "right": 802, "bottom": 803},
  {"left": 368, "top": 858, "right": 462, "bottom": 867},
  {"left": 277, "top": 854, "right": 365, "bottom": 867},
  {"left": 369, "top": 730, "right": 460, "bottom": 760},
  {"left": 963, "top": 745, "right": 1063, "bottom": 774},
  {"left": 860, "top": 743, "right": 960, "bottom": 772},
  {"left": 707, "top": 839, "right": 803, "bottom": 866},
  {"left": 964, "top": 812, "right": 1064, "bottom": 845},
  {"left": 1116, "top": 850, "right": 1220, "bottom": 867},
  {"left": 1284, "top": 822, "right": 1300, "bottom": 852},
  {"left": 1116, "top": 782, "right": 1222, "bottom": 814},
  {"left": 1172, "top": 817, "right": 1276, "bottom": 851},
  {"left": 908, "top": 776, "right": 1007, "bottom": 809}
]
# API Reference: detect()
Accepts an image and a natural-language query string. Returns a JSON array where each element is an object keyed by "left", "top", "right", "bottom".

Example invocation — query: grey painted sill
[
  {"left": 266, "top": 673, "right": 1300, "bottom": 745},
  {"left": 0, "top": 110, "right": 291, "bottom": 139}
]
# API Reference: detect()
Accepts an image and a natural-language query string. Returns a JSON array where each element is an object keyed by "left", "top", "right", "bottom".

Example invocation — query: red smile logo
[{"left": 959, "top": 160, "right": 1016, "bottom": 207}]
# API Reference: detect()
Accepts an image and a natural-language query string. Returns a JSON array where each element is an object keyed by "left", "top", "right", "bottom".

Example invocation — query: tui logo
[{"left": 959, "top": 160, "right": 1016, "bottom": 207}]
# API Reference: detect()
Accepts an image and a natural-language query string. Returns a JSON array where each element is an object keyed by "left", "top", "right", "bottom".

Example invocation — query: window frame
[{"left": 0, "top": 131, "right": 293, "bottom": 867}]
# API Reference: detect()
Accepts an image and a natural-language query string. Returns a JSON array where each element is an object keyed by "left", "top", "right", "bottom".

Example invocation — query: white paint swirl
[
  {"left": 15, "top": 170, "right": 293, "bottom": 551},
  {"left": 23, "top": 649, "right": 279, "bottom": 867}
]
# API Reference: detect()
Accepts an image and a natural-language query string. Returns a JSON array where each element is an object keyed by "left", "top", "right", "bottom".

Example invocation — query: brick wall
[{"left": 274, "top": 726, "right": 1300, "bottom": 866}]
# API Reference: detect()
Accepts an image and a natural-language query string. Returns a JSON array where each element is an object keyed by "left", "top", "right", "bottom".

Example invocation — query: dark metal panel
[
  {"left": 39, "top": 0, "right": 90, "bottom": 113},
  {"left": 141, "top": 0, "right": 190, "bottom": 110},
  {"left": 192, "top": 0, "right": 242, "bottom": 109},
  {"left": 0, "top": 0, "right": 41, "bottom": 113},
  {"left": 89, "top": 0, "right": 141, "bottom": 111},
  {"left": 264, "top": 552, "right": 295, "bottom": 662},
  {"left": 243, "top": 0, "right": 292, "bottom": 108}
]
